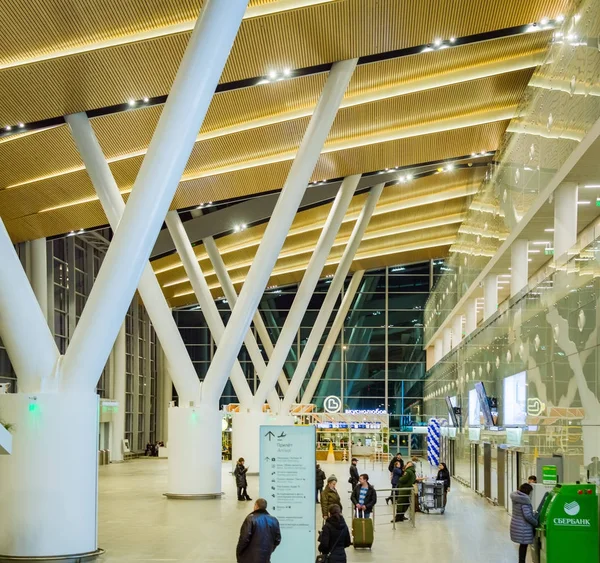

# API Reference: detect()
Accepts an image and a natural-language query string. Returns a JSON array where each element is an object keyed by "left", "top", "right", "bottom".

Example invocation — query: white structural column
[
  {"left": 201, "top": 236, "right": 281, "bottom": 407},
  {"left": 165, "top": 211, "right": 254, "bottom": 407},
  {"left": 282, "top": 183, "right": 384, "bottom": 413},
  {"left": 66, "top": 112, "right": 201, "bottom": 404},
  {"left": 252, "top": 175, "right": 361, "bottom": 410},
  {"left": 451, "top": 315, "right": 463, "bottom": 349},
  {"left": 31, "top": 238, "right": 48, "bottom": 324},
  {"left": 483, "top": 274, "right": 498, "bottom": 320},
  {"left": 510, "top": 239, "right": 529, "bottom": 297},
  {"left": 301, "top": 270, "right": 365, "bottom": 405},
  {"left": 159, "top": 351, "right": 173, "bottom": 443},
  {"left": 465, "top": 298, "right": 478, "bottom": 336},
  {"left": 442, "top": 327, "right": 452, "bottom": 357},
  {"left": 0, "top": 220, "right": 59, "bottom": 393},
  {"left": 202, "top": 58, "right": 358, "bottom": 405},
  {"left": 433, "top": 338, "right": 443, "bottom": 364},
  {"left": 61, "top": 0, "right": 250, "bottom": 392},
  {"left": 111, "top": 324, "right": 126, "bottom": 463},
  {"left": 554, "top": 182, "right": 578, "bottom": 261}
]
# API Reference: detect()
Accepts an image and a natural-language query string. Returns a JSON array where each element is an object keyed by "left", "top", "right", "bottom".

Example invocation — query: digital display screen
[
  {"left": 475, "top": 381, "right": 497, "bottom": 427},
  {"left": 468, "top": 388, "right": 480, "bottom": 427},
  {"left": 503, "top": 371, "right": 527, "bottom": 426},
  {"left": 446, "top": 396, "right": 458, "bottom": 426}
]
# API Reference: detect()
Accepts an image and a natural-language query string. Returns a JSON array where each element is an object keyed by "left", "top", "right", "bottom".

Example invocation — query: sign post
[{"left": 260, "top": 425, "right": 316, "bottom": 563}]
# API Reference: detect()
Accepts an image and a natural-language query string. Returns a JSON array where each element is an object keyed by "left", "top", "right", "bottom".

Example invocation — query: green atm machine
[{"left": 536, "top": 484, "right": 599, "bottom": 563}]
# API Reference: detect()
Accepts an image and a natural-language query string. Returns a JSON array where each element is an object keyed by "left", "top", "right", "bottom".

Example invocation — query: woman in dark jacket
[
  {"left": 510, "top": 483, "right": 538, "bottom": 563},
  {"left": 318, "top": 504, "right": 351, "bottom": 563},
  {"left": 234, "top": 457, "right": 251, "bottom": 501},
  {"left": 436, "top": 462, "right": 451, "bottom": 507}
]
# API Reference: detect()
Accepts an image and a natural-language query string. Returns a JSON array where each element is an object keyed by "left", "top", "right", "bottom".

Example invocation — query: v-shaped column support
[
  {"left": 60, "top": 0, "right": 250, "bottom": 393},
  {"left": 201, "top": 58, "right": 358, "bottom": 405}
]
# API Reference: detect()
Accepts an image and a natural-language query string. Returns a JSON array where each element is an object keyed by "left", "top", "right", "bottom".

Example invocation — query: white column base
[
  {"left": 166, "top": 405, "right": 222, "bottom": 498},
  {"left": 232, "top": 410, "right": 270, "bottom": 475},
  {"left": 0, "top": 392, "right": 99, "bottom": 558},
  {"left": 583, "top": 424, "right": 600, "bottom": 466}
]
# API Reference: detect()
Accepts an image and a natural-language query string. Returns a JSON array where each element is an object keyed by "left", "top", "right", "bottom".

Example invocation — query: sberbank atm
[{"left": 536, "top": 484, "right": 599, "bottom": 563}]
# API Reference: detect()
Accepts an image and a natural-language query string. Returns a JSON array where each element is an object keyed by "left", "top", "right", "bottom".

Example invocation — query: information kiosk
[{"left": 536, "top": 484, "right": 598, "bottom": 563}]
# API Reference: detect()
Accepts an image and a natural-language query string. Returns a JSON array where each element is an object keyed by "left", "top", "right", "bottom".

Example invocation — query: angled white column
[
  {"left": 554, "top": 182, "right": 578, "bottom": 261},
  {"left": 451, "top": 315, "right": 463, "bottom": 349},
  {"left": 159, "top": 349, "right": 173, "bottom": 443},
  {"left": 61, "top": 0, "right": 250, "bottom": 392},
  {"left": 202, "top": 236, "right": 281, "bottom": 407},
  {"left": 483, "top": 274, "right": 498, "bottom": 320},
  {"left": 442, "top": 327, "right": 452, "bottom": 356},
  {"left": 433, "top": 338, "right": 443, "bottom": 363},
  {"left": 510, "top": 239, "right": 529, "bottom": 297},
  {"left": 165, "top": 211, "right": 254, "bottom": 407},
  {"left": 0, "top": 220, "right": 58, "bottom": 393},
  {"left": 66, "top": 112, "right": 201, "bottom": 404},
  {"left": 465, "top": 298, "right": 478, "bottom": 336},
  {"left": 282, "top": 183, "right": 384, "bottom": 413},
  {"left": 202, "top": 58, "right": 358, "bottom": 404},
  {"left": 111, "top": 324, "right": 126, "bottom": 463},
  {"left": 253, "top": 174, "right": 360, "bottom": 410},
  {"left": 301, "top": 270, "right": 364, "bottom": 405},
  {"left": 31, "top": 238, "right": 48, "bottom": 324}
]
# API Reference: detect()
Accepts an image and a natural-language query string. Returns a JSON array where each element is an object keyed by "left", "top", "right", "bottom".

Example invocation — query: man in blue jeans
[{"left": 351, "top": 473, "right": 377, "bottom": 518}]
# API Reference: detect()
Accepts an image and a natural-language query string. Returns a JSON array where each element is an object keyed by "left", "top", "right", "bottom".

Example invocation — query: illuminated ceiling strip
[
  {"left": 162, "top": 213, "right": 467, "bottom": 288},
  {"left": 36, "top": 108, "right": 499, "bottom": 213},
  {"left": 0, "top": 0, "right": 336, "bottom": 71},
  {"left": 154, "top": 182, "right": 479, "bottom": 274},
  {"left": 172, "top": 236, "right": 457, "bottom": 298},
  {"left": 506, "top": 121, "right": 585, "bottom": 142},
  {"left": 4, "top": 53, "right": 533, "bottom": 189}
]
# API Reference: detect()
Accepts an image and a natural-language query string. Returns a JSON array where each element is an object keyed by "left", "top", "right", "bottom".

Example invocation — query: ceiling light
[
  {"left": 445, "top": 164, "right": 454, "bottom": 172},
  {"left": 234, "top": 225, "right": 241, "bottom": 232},
  {"left": 128, "top": 99, "right": 135, "bottom": 106},
  {"left": 268, "top": 70, "right": 278, "bottom": 80},
  {"left": 241, "top": 224, "right": 247, "bottom": 230},
  {"left": 531, "top": 241, "right": 550, "bottom": 245},
  {"left": 450, "top": 37, "right": 456, "bottom": 43},
  {"left": 540, "top": 18, "right": 549, "bottom": 25},
  {"left": 4, "top": 126, "right": 11, "bottom": 131},
  {"left": 406, "top": 174, "right": 413, "bottom": 181},
  {"left": 18, "top": 123, "right": 24, "bottom": 128},
  {"left": 528, "top": 249, "right": 541, "bottom": 254},
  {"left": 283, "top": 68, "right": 291, "bottom": 76},
  {"left": 556, "top": 14, "right": 565, "bottom": 22},
  {"left": 433, "top": 38, "right": 442, "bottom": 47},
  {"left": 422, "top": 46, "right": 433, "bottom": 53},
  {"left": 584, "top": 184, "right": 600, "bottom": 188},
  {"left": 544, "top": 228, "right": 554, "bottom": 232},
  {"left": 143, "top": 97, "right": 149, "bottom": 103},
  {"left": 578, "top": 200, "right": 591, "bottom": 205}
]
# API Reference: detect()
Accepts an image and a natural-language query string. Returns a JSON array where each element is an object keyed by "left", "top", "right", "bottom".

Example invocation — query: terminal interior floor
[{"left": 98, "top": 459, "right": 518, "bottom": 562}]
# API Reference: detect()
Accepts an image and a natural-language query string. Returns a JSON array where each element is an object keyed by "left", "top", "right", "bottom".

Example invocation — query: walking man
[
  {"left": 236, "top": 498, "right": 281, "bottom": 563},
  {"left": 348, "top": 457, "right": 359, "bottom": 489}
]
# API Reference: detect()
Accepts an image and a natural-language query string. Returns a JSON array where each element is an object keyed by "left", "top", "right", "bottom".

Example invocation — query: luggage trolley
[{"left": 418, "top": 479, "right": 446, "bottom": 514}]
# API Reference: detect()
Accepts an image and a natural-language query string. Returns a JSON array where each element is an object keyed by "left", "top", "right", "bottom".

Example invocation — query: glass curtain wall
[{"left": 174, "top": 262, "right": 432, "bottom": 429}]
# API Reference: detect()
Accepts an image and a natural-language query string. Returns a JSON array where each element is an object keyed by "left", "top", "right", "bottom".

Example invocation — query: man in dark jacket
[
  {"left": 350, "top": 474, "right": 377, "bottom": 518},
  {"left": 236, "top": 498, "right": 281, "bottom": 563},
  {"left": 316, "top": 464, "right": 326, "bottom": 502},
  {"left": 388, "top": 453, "right": 404, "bottom": 474},
  {"left": 348, "top": 457, "right": 359, "bottom": 489},
  {"left": 394, "top": 461, "right": 416, "bottom": 522}
]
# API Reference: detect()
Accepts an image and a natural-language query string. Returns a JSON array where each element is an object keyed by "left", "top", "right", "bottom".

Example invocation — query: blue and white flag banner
[{"left": 427, "top": 418, "right": 441, "bottom": 467}]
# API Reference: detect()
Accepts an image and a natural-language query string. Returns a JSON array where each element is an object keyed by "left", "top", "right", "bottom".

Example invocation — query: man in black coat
[
  {"left": 350, "top": 474, "right": 377, "bottom": 518},
  {"left": 388, "top": 453, "right": 404, "bottom": 474},
  {"left": 316, "top": 463, "right": 326, "bottom": 503},
  {"left": 236, "top": 498, "right": 281, "bottom": 563},
  {"left": 348, "top": 457, "right": 359, "bottom": 489}
]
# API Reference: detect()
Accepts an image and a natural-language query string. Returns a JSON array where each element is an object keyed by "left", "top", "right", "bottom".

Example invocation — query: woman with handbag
[{"left": 317, "top": 504, "right": 351, "bottom": 563}]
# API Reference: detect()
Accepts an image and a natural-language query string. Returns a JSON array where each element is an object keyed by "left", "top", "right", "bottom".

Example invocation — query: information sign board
[{"left": 260, "top": 425, "right": 316, "bottom": 563}]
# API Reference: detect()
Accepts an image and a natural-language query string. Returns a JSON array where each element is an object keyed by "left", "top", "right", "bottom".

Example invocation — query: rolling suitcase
[{"left": 352, "top": 509, "right": 374, "bottom": 549}]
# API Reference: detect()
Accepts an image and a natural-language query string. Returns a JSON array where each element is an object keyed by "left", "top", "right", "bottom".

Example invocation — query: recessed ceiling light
[
  {"left": 5, "top": 125, "right": 11, "bottom": 131},
  {"left": 128, "top": 99, "right": 135, "bottom": 106},
  {"left": 283, "top": 68, "right": 291, "bottom": 76},
  {"left": 544, "top": 228, "right": 554, "bottom": 232},
  {"left": 556, "top": 14, "right": 565, "bottom": 22},
  {"left": 18, "top": 123, "right": 24, "bottom": 128},
  {"left": 433, "top": 38, "right": 442, "bottom": 46},
  {"left": 268, "top": 70, "right": 278, "bottom": 80},
  {"left": 578, "top": 200, "right": 591, "bottom": 205},
  {"left": 584, "top": 184, "right": 600, "bottom": 188},
  {"left": 143, "top": 97, "right": 149, "bottom": 103}
]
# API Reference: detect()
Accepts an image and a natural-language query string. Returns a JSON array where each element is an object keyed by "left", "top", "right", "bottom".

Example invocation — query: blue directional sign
[{"left": 259, "top": 425, "right": 316, "bottom": 563}]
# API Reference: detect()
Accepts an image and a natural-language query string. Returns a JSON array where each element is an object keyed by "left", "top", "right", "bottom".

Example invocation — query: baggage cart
[{"left": 418, "top": 479, "right": 446, "bottom": 514}]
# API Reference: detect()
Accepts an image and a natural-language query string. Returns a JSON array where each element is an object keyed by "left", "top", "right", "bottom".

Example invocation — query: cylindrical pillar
[
  {"left": 451, "top": 315, "right": 463, "bottom": 349},
  {"left": 31, "top": 238, "right": 48, "bottom": 324},
  {"left": 483, "top": 274, "right": 498, "bottom": 320},
  {"left": 231, "top": 410, "right": 270, "bottom": 475},
  {"left": 465, "top": 298, "right": 478, "bottom": 336},
  {"left": 160, "top": 350, "right": 173, "bottom": 443},
  {"left": 434, "top": 339, "right": 443, "bottom": 363},
  {"left": 554, "top": 182, "right": 578, "bottom": 261},
  {"left": 0, "top": 220, "right": 58, "bottom": 393},
  {"left": 61, "top": 0, "right": 251, "bottom": 392},
  {"left": 166, "top": 404, "right": 222, "bottom": 498},
  {"left": 442, "top": 328, "right": 452, "bottom": 357},
  {"left": 0, "top": 392, "right": 99, "bottom": 558},
  {"left": 202, "top": 58, "right": 358, "bottom": 405},
  {"left": 510, "top": 239, "right": 529, "bottom": 297},
  {"left": 111, "top": 324, "right": 126, "bottom": 463}
]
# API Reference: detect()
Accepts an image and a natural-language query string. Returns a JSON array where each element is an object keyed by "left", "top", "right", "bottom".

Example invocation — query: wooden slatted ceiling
[{"left": 0, "top": 0, "right": 568, "bottom": 124}]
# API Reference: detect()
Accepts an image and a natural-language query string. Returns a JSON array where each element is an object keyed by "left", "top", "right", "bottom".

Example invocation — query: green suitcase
[{"left": 352, "top": 510, "right": 374, "bottom": 549}]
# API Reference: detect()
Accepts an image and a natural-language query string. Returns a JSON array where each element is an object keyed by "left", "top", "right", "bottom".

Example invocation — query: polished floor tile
[{"left": 98, "top": 459, "right": 521, "bottom": 562}]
